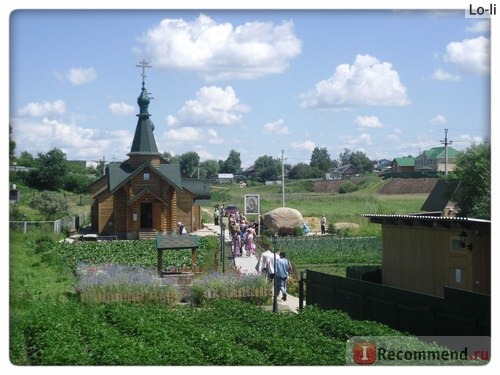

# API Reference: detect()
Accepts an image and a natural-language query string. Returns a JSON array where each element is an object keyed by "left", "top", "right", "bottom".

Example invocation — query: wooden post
[
  {"left": 299, "top": 271, "right": 305, "bottom": 310},
  {"left": 157, "top": 249, "right": 163, "bottom": 276},
  {"left": 191, "top": 247, "right": 197, "bottom": 270}
]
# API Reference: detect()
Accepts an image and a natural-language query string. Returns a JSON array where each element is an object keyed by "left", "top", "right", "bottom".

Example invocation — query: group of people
[
  {"left": 256, "top": 250, "right": 292, "bottom": 301},
  {"left": 228, "top": 211, "right": 257, "bottom": 258}
]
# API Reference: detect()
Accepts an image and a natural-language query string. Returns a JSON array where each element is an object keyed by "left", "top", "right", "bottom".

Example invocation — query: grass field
[{"left": 208, "top": 176, "right": 429, "bottom": 236}]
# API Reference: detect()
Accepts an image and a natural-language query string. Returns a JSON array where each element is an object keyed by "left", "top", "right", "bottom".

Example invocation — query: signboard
[{"left": 244, "top": 194, "right": 260, "bottom": 215}]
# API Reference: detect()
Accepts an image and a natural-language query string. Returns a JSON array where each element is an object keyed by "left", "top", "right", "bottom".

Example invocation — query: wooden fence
[
  {"left": 80, "top": 290, "right": 177, "bottom": 306},
  {"left": 305, "top": 270, "right": 490, "bottom": 336}
]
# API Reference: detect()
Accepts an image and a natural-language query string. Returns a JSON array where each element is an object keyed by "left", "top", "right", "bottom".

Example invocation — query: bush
[
  {"left": 30, "top": 191, "right": 70, "bottom": 220},
  {"left": 293, "top": 225, "right": 304, "bottom": 237},
  {"left": 339, "top": 181, "right": 359, "bottom": 194}
]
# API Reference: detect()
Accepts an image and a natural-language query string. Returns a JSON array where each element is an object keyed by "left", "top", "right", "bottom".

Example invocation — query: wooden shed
[
  {"left": 89, "top": 68, "right": 210, "bottom": 239},
  {"left": 363, "top": 214, "right": 490, "bottom": 297}
]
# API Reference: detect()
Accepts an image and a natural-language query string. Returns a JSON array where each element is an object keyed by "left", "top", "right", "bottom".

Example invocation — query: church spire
[{"left": 128, "top": 60, "right": 160, "bottom": 156}]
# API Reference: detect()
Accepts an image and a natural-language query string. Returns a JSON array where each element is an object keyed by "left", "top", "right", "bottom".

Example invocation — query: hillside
[
  {"left": 313, "top": 177, "right": 438, "bottom": 195},
  {"left": 377, "top": 178, "right": 438, "bottom": 194}
]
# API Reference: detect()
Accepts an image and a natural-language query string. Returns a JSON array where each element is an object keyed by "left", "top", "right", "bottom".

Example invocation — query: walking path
[{"left": 192, "top": 223, "right": 303, "bottom": 313}]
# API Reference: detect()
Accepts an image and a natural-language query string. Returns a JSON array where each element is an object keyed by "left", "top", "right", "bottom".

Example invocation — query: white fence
[{"left": 10, "top": 211, "right": 90, "bottom": 234}]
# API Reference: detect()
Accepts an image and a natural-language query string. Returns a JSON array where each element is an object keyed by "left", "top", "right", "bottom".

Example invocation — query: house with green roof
[
  {"left": 414, "top": 146, "right": 461, "bottom": 173},
  {"left": 89, "top": 65, "right": 210, "bottom": 239},
  {"left": 391, "top": 156, "right": 415, "bottom": 173}
]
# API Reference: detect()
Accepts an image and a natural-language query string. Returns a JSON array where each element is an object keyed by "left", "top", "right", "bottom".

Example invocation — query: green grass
[{"left": 207, "top": 176, "right": 428, "bottom": 236}]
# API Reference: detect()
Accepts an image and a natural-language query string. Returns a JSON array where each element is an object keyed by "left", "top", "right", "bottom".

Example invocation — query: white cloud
[
  {"left": 17, "top": 99, "right": 66, "bottom": 117},
  {"left": 429, "top": 115, "right": 447, "bottom": 125},
  {"left": 195, "top": 148, "right": 215, "bottom": 162},
  {"left": 431, "top": 69, "right": 461, "bottom": 81},
  {"left": 353, "top": 115, "right": 383, "bottom": 129},
  {"left": 466, "top": 20, "right": 490, "bottom": 34},
  {"left": 444, "top": 36, "right": 490, "bottom": 75},
  {"left": 263, "top": 118, "right": 289, "bottom": 134},
  {"left": 66, "top": 67, "right": 97, "bottom": 85},
  {"left": 339, "top": 133, "right": 373, "bottom": 148},
  {"left": 290, "top": 140, "right": 315, "bottom": 152},
  {"left": 108, "top": 102, "right": 135, "bottom": 116},
  {"left": 139, "top": 14, "right": 301, "bottom": 81},
  {"left": 300, "top": 54, "right": 410, "bottom": 109},
  {"left": 161, "top": 126, "right": 224, "bottom": 145},
  {"left": 166, "top": 86, "right": 250, "bottom": 127},
  {"left": 11, "top": 117, "right": 132, "bottom": 160}
]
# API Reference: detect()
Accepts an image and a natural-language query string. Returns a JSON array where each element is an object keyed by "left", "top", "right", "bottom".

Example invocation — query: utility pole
[
  {"left": 440, "top": 128, "right": 453, "bottom": 176},
  {"left": 280, "top": 150, "right": 287, "bottom": 207}
]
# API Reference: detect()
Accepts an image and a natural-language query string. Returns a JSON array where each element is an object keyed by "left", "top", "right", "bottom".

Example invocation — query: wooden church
[{"left": 89, "top": 63, "right": 210, "bottom": 239}]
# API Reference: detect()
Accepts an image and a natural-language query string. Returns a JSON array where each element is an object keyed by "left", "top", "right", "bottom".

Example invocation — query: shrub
[
  {"left": 30, "top": 190, "right": 70, "bottom": 220},
  {"left": 339, "top": 181, "right": 359, "bottom": 194},
  {"left": 293, "top": 225, "right": 305, "bottom": 237}
]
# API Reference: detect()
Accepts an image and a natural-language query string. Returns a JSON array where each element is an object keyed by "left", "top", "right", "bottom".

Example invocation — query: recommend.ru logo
[{"left": 346, "top": 336, "right": 490, "bottom": 366}]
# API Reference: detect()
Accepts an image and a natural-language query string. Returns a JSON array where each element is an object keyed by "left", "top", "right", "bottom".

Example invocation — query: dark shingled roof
[
  {"left": 129, "top": 86, "right": 160, "bottom": 155},
  {"left": 182, "top": 178, "right": 211, "bottom": 200},
  {"left": 108, "top": 161, "right": 183, "bottom": 193}
]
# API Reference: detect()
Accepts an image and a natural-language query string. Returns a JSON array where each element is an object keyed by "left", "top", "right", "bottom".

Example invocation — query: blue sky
[{"left": 8, "top": 7, "right": 492, "bottom": 169}]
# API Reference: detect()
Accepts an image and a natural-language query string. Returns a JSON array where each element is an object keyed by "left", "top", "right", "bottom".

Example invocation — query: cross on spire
[{"left": 136, "top": 59, "right": 152, "bottom": 87}]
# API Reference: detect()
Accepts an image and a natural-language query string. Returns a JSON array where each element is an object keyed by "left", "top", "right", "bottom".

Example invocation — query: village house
[
  {"left": 89, "top": 65, "right": 210, "bottom": 239},
  {"left": 414, "top": 146, "right": 460, "bottom": 173},
  {"left": 329, "top": 164, "right": 360, "bottom": 179},
  {"left": 391, "top": 156, "right": 415, "bottom": 173}
]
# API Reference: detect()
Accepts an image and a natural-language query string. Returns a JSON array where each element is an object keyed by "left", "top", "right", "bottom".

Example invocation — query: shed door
[{"left": 140, "top": 203, "right": 153, "bottom": 229}]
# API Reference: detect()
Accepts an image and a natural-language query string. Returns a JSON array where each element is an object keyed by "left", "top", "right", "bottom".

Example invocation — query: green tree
[
  {"left": 450, "top": 142, "right": 490, "bottom": 219},
  {"left": 310, "top": 147, "right": 332, "bottom": 172},
  {"left": 9, "top": 124, "right": 16, "bottom": 164},
  {"left": 338, "top": 148, "right": 352, "bottom": 166},
  {"left": 349, "top": 151, "right": 373, "bottom": 173},
  {"left": 179, "top": 151, "right": 200, "bottom": 177},
  {"left": 30, "top": 190, "right": 70, "bottom": 220},
  {"left": 63, "top": 173, "right": 96, "bottom": 194},
  {"left": 288, "top": 163, "right": 323, "bottom": 179},
  {"left": 162, "top": 151, "right": 179, "bottom": 164},
  {"left": 220, "top": 150, "right": 241, "bottom": 174},
  {"left": 26, "top": 148, "right": 68, "bottom": 191},
  {"left": 17, "top": 151, "right": 36, "bottom": 167},
  {"left": 199, "top": 160, "right": 219, "bottom": 179},
  {"left": 254, "top": 155, "right": 281, "bottom": 183}
]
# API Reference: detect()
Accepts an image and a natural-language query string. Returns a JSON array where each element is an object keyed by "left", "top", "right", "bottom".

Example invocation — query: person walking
[
  {"left": 320, "top": 214, "right": 327, "bottom": 235},
  {"left": 255, "top": 249, "right": 275, "bottom": 281},
  {"left": 275, "top": 252, "right": 292, "bottom": 301},
  {"left": 245, "top": 227, "right": 256, "bottom": 256},
  {"left": 213, "top": 205, "right": 220, "bottom": 226},
  {"left": 232, "top": 231, "right": 242, "bottom": 258}
]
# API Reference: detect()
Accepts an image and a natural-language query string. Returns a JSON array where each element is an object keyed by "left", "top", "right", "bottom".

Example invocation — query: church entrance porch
[{"left": 140, "top": 202, "right": 153, "bottom": 229}]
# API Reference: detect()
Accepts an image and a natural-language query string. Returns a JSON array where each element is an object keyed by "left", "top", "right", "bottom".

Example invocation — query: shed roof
[
  {"left": 421, "top": 179, "right": 461, "bottom": 212},
  {"left": 363, "top": 214, "right": 490, "bottom": 229}
]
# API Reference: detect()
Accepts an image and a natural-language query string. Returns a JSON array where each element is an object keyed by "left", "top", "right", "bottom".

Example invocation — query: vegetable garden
[{"left": 11, "top": 230, "right": 473, "bottom": 366}]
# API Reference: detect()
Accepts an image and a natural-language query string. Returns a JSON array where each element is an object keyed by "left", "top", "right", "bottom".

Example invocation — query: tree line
[{"left": 9, "top": 122, "right": 490, "bottom": 220}]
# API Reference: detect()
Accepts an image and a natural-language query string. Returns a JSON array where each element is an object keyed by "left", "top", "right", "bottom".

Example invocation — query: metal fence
[{"left": 10, "top": 211, "right": 90, "bottom": 235}]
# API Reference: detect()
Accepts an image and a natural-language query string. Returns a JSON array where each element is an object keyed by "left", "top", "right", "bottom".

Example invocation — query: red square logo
[{"left": 353, "top": 342, "right": 377, "bottom": 365}]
